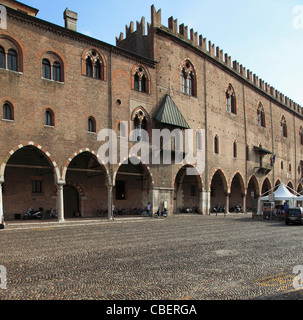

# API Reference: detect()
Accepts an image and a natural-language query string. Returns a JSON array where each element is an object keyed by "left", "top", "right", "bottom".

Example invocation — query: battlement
[{"left": 116, "top": 5, "right": 302, "bottom": 114}]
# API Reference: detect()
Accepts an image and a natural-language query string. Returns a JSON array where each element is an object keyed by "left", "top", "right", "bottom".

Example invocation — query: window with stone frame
[
  {"left": 226, "top": 84, "right": 237, "bottom": 114},
  {"left": 132, "top": 109, "right": 149, "bottom": 142},
  {"left": 133, "top": 66, "right": 149, "bottom": 93},
  {"left": 257, "top": 103, "right": 266, "bottom": 127},
  {"left": 85, "top": 50, "right": 103, "bottom": 80},
  {"left": 181, "top": 60, "right": 196, "bottom": 97}
]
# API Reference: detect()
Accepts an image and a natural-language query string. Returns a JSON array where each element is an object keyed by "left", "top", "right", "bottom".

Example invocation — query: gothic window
[
  {"left": 0, "top": 46, "right": 5, "bottom": 69},
  {"left": 226, "top": 84, "right": 236, "bottom": 114},
  {"left": 84, "top": 49, "right": 104, "bottom": 80},
  {"left": 42, "top": 59, "right": 51, "bottom": 79},
  {"left": 133, "top": 66, "right": 148, "bottom": 93},
  {"left": 7, "top": 49, "right": 17, "bottom": 71},
  {"left": 86, "top": 57, "right": 92, "bottom": 77},
  {"left": 281, "top": 116, "right": 287, "bottom": 138},
  {"left": 257, "top": 103, "right": 266, "bottom": 127},
  {"left": 132, "top": 109, "right": 149, "bottom": 142},
  {"left": 181, "top": 60, "right": 196, "bottom": 97},
  {"left": 94, "top": 59, "right": 101, "bottom": 79},
  {"left": 2, "top": 102, "right": 14, "bottom": 120},
  {"left": 88, "top": 116, "right": 96, "bottom": 133},
  {"left": 44, "top": 109, "right": 54, "bottom": 126}
]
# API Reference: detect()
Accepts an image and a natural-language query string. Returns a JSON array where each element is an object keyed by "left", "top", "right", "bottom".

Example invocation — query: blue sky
[{"left": 17, "top": 0, "right": 303, "bottom": 106}]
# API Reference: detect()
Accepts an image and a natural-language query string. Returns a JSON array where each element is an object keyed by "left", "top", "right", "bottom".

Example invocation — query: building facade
[{"left": 0, "top": 0, "right": 302, "bottom": 222}]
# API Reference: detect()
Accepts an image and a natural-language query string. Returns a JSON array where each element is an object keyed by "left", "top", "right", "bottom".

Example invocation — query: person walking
[{"left": 147, "top": 202, "right": 152, "bottom": 217}]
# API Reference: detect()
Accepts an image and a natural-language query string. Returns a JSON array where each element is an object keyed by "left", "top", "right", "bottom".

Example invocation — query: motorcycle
[
  {"left": 46, "top": 208, "right": 58, "bottom": 219},
  {"left": 23, "top": 207, "right": 43, "bottom": 220}
]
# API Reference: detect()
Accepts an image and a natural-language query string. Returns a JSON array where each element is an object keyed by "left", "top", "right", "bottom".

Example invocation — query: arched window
[
  {"left": 181, "top": 60, "right": 196, "bottom": 97},
  {"left": 42, "top": 52, "right": 64, "bottom": 82},
  {"left": 226, "top": 84, "right": 236, "bottom": 114},
  {"left": 86, "top": 57, "right": 93, "bottom": 78},
  {"left": 0, "top": 46, "right": 5, "bottom": 69},
  {"left": 7, "top": 49, "right": 17, "bottom": 71},
  {"left": 44, "top": 109, "right": 54, "bottom": 126},
  {"left": 84, "top": 49, "right": 105, "bottom": 80},
  {"left": 133, "top": 66, "right": 148, "bottom": 93},
  {"left": 233, "top": 141, "right": 237, "bottom": 158},
  {"left": 42, "top": 59, "right": 51, "bottom": 79},
  {"left": 52, "top": 61, "right": 61, "bottom": 82},
  {"left": 281, "top": 116, "right": 287, "bottom": 138},
  {"left": 2, "top": 102, "right": 14, "bottom": 120},
  {"left": 118, "top": 121, "right": 126, "bottom": 138},
  {"left": 94, "top": 59, "right": 101, "bottom": 79},
  {"left": 246, "top": 145, "right": 250, "bottom": 161},
  {"left": 132, "top": 108, "right": 149, "bottom": 142},
  {"left": 88, "top": 116, "right": 96, "bottom": 133},
  {"left": 214, "top": 135, "right": 219, "bottom": 154},
  {"left": 257, "top": 103, "right": 266, "bottom": 127},
  {"left": 133, "top": 114, "right": 141, "bottom": 141}
]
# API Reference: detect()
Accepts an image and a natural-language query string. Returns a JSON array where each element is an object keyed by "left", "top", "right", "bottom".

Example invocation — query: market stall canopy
[{"left": 260, "top": 183, "right": 298, "bottom": 201}]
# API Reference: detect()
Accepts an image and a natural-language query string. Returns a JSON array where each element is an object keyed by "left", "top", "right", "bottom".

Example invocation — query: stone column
[
  {"left": 57, "top": 181, "right": 66, "bottom": 222},
  {"left": 201, "top": 190, "right": 211, "bottom": 215},
  {"left": 242, "top": 192, "right": 247, "bottom": 214},
  {"left": 107, "top": 183, "right": 113, "bottom": 220},
  {"left": 225, "top": 192, "right": 230, "bottom": 216},
  {"left": 0, "top": 179, "right": 4, "bottom": 224}
]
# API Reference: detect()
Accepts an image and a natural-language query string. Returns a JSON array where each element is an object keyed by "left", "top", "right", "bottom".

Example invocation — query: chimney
[{"left": 64, "top": 8, "right": 78, "bottom": 31}]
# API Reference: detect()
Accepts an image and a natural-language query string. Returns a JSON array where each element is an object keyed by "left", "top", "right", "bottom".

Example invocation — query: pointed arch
[
  {"left": 226, "top": 83, "right": 237, "bottom": 114},
  {"left": 180, "top": 58, "right": 197, "bottom": 97}
]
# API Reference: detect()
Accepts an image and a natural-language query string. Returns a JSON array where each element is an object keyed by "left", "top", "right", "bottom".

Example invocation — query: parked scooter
[
  {"left": 23, "top": 207, "right": 44, "bottom": 220},
  {"left": 46, "top": 208, "right": 58, "bottom": 219}
]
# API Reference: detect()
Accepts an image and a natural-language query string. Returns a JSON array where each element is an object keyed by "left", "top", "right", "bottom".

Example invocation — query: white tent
[
  {"left": 257, "top": 183, "right": 299, "bottom": 216},
  {"left": 260, "top": 183, "right": 298, "bottom": 201}
]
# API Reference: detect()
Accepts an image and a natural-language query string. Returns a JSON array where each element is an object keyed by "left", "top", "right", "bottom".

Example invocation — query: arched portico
[
  {"left": 229, "top": 172, "right": 245, "bottom": 213},
  {"left": 173, "top": 165, "right": 203, "bottom": 214},
  {"left": 210, "top": 169, "right": 228, "bottom": 214},
  {"left": 247, "top": 175, "right": 260, "bottom": 213},
  {"left": 113, "top": 157, "right": 153, "bottom": 215},
  {"left": 62, "top": 150, "right": 108, "bottom": 219},
  {"left": 1, "top": 143, "right": 60, "bottom": 221}
]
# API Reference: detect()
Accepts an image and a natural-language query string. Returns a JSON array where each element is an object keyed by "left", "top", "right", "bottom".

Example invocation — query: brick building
[{"left": 0, "top": 0, "right": 302, "bottom": 222}]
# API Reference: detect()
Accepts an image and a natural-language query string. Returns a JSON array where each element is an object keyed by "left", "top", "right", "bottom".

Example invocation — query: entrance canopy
[{"left": 260, "top": 183, "right": 298, "bottom": 201}]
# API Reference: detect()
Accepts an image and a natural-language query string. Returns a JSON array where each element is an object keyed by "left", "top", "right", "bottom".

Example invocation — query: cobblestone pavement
[{"left": 1, "top": 214, "right": 303, "bottom": 300}]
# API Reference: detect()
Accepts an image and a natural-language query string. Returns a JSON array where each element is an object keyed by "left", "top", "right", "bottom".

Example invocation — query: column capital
[{"left": 57, "top": 179, "right": 66, "bottom": 186}]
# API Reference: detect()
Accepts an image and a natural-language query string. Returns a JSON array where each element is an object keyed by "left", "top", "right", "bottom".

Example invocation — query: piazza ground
[{"left": 1, "top": 214, "right": 303, "bottom": 300}]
